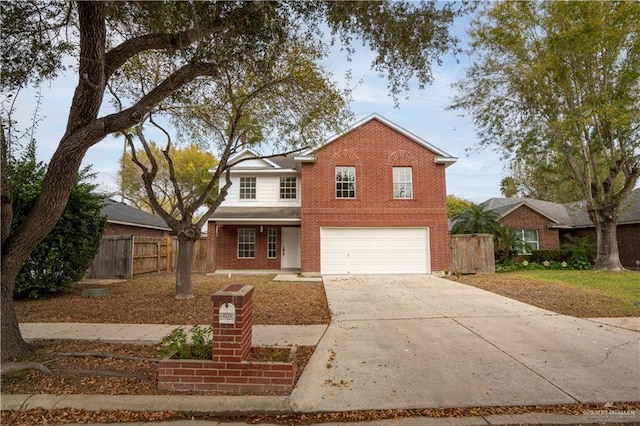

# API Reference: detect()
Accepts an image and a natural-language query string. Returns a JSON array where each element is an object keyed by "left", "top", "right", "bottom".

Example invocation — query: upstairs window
[
  {"left": 237, "top": 228, "right": 256, "bottom": 258},
  {"left": 336, "top": 166, "right": 356, "bottom": 199},
  {"left": 516, "top": 229, "right": 539, "bottom": 254},
  {"left": 239, "top": 177, "right": 256, "bottom": 199},
  {"left": 393, "top": 167, "right": 413, "bottom": 199},
  {"left": 279, "top": 177, "right": 297, "bottom": 199}
]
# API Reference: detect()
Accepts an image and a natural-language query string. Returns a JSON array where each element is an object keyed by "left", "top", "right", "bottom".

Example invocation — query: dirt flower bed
[
  {"left": 14, "top": 273, "right": 330, "bottom": 325},
  {"left": 1, "top": 340, "right": 315, "bottom": 396}
]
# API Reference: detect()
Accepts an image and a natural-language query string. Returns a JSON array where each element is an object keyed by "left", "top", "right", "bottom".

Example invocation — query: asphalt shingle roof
[
  {"left": 101, "top": 199, "right": 170, "bottom": 230},
  {"left": 483, "top": 188, "right": 640, "bottom": 228}
]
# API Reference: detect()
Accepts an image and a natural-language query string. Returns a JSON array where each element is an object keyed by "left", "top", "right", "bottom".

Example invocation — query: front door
[{"left": 281, "top": 227, "right": 301, "bottom": 269}]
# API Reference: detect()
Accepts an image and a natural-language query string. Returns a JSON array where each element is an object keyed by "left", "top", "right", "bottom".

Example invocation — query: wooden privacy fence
[
  {"left": 86, "top": 235, "right": 207, "bottom": 279},
  {"left": 450, "top": 234, "right": 495, "bottom": 274}
]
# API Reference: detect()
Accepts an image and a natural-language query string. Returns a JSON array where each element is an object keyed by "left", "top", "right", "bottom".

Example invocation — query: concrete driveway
[{"left": 290, "top": 275, "right": 639, "bottom": 412}]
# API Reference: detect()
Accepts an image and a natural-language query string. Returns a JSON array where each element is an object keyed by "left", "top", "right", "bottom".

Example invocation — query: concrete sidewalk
[{"left": 19, "top": 323, "right": 328, "bottom": 347}]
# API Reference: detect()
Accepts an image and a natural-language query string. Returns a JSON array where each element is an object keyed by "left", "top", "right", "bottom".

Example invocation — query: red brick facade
[
  {"left": 500, "top": 205, "right": 561, "bottom": 250},
  {"left": 206, "top": 116, "right": 453, "bottom": 274},
  {"left": 158, "top": 285, "right": 296, "bottom": 393},
  {"left": 569, "top": 223, "right": 640, "bottom": 269},
  {"left": 300, "top": 119, "right": 450, "bottom": 272},
  {"left": 207, "top": 223, "right": 285, "bottom": 271}
]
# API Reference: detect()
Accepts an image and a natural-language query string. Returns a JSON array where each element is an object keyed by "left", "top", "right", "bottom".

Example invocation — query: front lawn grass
[
  {"left": 453, "top": 270, "right": 640, "bottom": 318},
  {"left": 515, "top": 270, "right": 640, "bottom": 301}
]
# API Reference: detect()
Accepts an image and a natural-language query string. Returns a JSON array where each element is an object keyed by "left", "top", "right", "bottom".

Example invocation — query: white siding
[{"left": 220, "top": 173, "right": 301, "bottom": 207}]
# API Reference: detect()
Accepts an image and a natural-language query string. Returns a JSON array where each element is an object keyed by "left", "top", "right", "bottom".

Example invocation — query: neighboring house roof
[
  {"left": 102, "top": 198, "right": 171, "bottom": 231},
  {"left": 483, "top": 187, "right": 640, "bottom": 229},
  {"left": 298, "top": 113, "right": 458, "bottom": 167},
  {"left": 211, "top": 207, "right": 301, "bottom": 224}
]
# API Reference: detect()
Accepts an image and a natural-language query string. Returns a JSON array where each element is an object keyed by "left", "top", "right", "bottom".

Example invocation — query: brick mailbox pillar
[
  {"left": 211, "top": 284, "right": 254, "bottom": 363},
  {"left": 158, "top": 283, "right": 296, "bottom": 392}
]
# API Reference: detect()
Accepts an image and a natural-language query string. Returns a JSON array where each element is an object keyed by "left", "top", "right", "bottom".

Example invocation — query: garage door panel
[{"left": 320, "top": 227, "right": 430, "bottom": 275}]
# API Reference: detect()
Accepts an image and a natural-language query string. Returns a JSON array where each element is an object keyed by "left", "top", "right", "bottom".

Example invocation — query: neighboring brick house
[
  {"left": 101, "top": 198, "right": 171, "bottom": 237},
  {"left": 483, "top": 189, "right": 640, "bottom": 268},
  {"left": 207, "top": 114, "right": 457, "bottom": 275}
]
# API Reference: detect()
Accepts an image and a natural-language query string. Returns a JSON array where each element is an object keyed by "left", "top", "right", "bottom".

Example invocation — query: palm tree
[
  {"left": 500, "top": 176, "right": 519, "bottom": 198},
  {"left": 450, "top": 204, "right": 501, "bottom": 234},
  {"left": 494, "top": 224, "right": 525, "bottom": 263}
]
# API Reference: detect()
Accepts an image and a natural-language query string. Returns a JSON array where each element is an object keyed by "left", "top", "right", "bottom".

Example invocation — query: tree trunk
[
  {"left": 594, "top": 218, "right": 624, "bottom": 271},
  {"left": 175, "top": 235, "right": 196, "bottom": 300},
  {"left": 1, "top": 274, "right": 32, "bottom": 361}
]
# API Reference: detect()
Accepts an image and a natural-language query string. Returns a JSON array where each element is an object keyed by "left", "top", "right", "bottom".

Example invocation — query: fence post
[
  {"left": 127, "top": 235, "right": 135, "bottom": 278},
  {"left": 167, "top": 237, "right": 172, "bottom": 272}
]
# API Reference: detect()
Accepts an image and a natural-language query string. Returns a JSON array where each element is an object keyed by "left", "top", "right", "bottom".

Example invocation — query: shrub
[
  {"left": 11, "top": 148, "right": 107, "bottom": 298},
  {"left": 561, "top": 235, "right": 596, "bottom": 267},
  {"left": 530, "top": 250, "right": 570, "bottom": 263},
  {"left": 160, "top": 325, "right": 213, "bottom": 359}
]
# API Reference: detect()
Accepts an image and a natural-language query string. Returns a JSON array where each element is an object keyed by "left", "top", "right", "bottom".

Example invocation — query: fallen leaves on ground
[
  {"left": 3, "top": 402, "right": 639, "bottom": 425},
  {"left": 14, "top": 273, "right": 331, "bottom": 325},
  {"left": 448, "top": 273, "right": 639, "bottom": 317},
  {"left": 1, "top": 340, "right": 315, "bottom": 396}
]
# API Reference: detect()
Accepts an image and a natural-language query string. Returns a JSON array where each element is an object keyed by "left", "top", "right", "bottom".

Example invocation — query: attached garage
[{"left": 320, "top": 227, "right": 430, "bottom": 274}]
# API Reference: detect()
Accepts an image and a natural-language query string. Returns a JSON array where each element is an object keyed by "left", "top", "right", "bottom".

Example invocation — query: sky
[{"left": 8, "top": 11, "right": 507, "bottom": 204}]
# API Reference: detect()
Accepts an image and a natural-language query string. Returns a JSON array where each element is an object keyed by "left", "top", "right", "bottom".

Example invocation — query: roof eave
[{"left": 434, "top": 156, "right": 458, "bottom": 168}]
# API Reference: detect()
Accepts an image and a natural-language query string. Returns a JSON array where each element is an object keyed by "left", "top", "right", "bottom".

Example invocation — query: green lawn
[{"left": 514, "top": 270, "right": 640, "bottom": 302}]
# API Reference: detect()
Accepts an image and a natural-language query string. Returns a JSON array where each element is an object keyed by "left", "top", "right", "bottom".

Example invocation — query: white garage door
[{"left": 320, "top": 227, "right": 430, "bottom": 274}]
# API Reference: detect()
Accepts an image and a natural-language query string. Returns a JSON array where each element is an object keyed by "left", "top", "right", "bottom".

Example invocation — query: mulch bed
[{"left": 1, "top": 340, "right": 315, "bottom": 396}]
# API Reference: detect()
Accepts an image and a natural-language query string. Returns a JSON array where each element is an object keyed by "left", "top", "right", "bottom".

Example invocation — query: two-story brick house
[{"left": 206, "top": 114, "right": 457, "bottom": 275}]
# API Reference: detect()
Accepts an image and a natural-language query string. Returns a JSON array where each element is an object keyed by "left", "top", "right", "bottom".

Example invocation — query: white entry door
[
  {"left": 321, "top": 227, "right": 430, "bottom": 274},
  {"left": 281, "top": 227, "right": 301, "bottom": 269}
]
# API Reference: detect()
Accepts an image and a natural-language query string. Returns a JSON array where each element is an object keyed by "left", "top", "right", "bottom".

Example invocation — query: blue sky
[{"left": 9, "top": 12, "right": 506, "bottom": 203}]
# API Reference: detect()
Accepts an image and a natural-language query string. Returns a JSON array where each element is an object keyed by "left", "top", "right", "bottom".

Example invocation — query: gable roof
[
  {"left": 220, "top": 148, "right": 301, "bottom": 173},
  {"left": 298, "top": 113, "right": 458, "bottom": 167},
  {"left": 483, "top": 188, "right": 640, "bottom": 228},
  {"left": 102, "top": 199, "right": 170, "bottom": 231}
]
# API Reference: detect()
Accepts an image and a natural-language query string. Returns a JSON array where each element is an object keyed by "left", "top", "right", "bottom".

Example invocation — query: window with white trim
[
  {"left": 336, "top": 166, "right": 356, "bottom": 198},
  {"left": 516, "top": 229, "right": 539, "bottom": 254},
  {"left": 267, "top": 228, "right": 277, "bottom": 258},
  {"left": 393, "top": 167, "right": 413, "bottom": 199},
  {"left": 279, "top": 177, "right": 297, "bottom": 199},
  {"left": 239, "top": 177, "right": 256, "bottom": 199},
  {"left": 237, "top": 228, "right": 256, "bottom": 258}
]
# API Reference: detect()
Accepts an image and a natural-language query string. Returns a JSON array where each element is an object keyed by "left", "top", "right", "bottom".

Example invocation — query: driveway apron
[{"left": 289, "top": 275, "right": 639, "bottom": 412}]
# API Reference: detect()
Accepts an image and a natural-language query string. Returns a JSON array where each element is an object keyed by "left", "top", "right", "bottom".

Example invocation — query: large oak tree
[
  {"left": 1, "top": 0, "right": 468, "bottom": 360},
  {"left": 451, "top": 1, "right": 640, "bottom": 270}
]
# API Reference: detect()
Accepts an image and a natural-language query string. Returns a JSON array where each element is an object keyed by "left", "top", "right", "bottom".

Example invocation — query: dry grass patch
[
  {"left": 15, "top": 273, "right": 330, "bottom": 325},
  {"left": 450, "top": 272, "right": 640, "bottom": 318}
]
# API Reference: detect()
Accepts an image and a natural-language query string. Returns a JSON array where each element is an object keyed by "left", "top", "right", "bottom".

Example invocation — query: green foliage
[
  {"left": 530, "top": 250, "right": 569, "bottom": 264},
  {"left": 119, "top": 142, "right": 218, "bottom": 217},
  {"left": 446, "top": 195, "right": 475, "bottom": 218},
  {"left": 451, "top": 1, "right": 640, "bottom": 266},
  {"left": 499, "top": 177, "right": 519, "bottom": 198},
  {"left": 493, "top": 225, "right": 525, "bottom": 263},
  {"left": 450, "top": 204, "right": 500, "bottom": 234},
  {"left": 0, "top": 1, "right": 73, "bottom": 90},
  {"left": 561, "top": 235, "right": 596, "bottom": 262},
  {"left": 10, "top": 146, "right": 107, "bottom": 299},
  {"left": 159, "top": 325, "right": 213, "bottom": 360}
]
